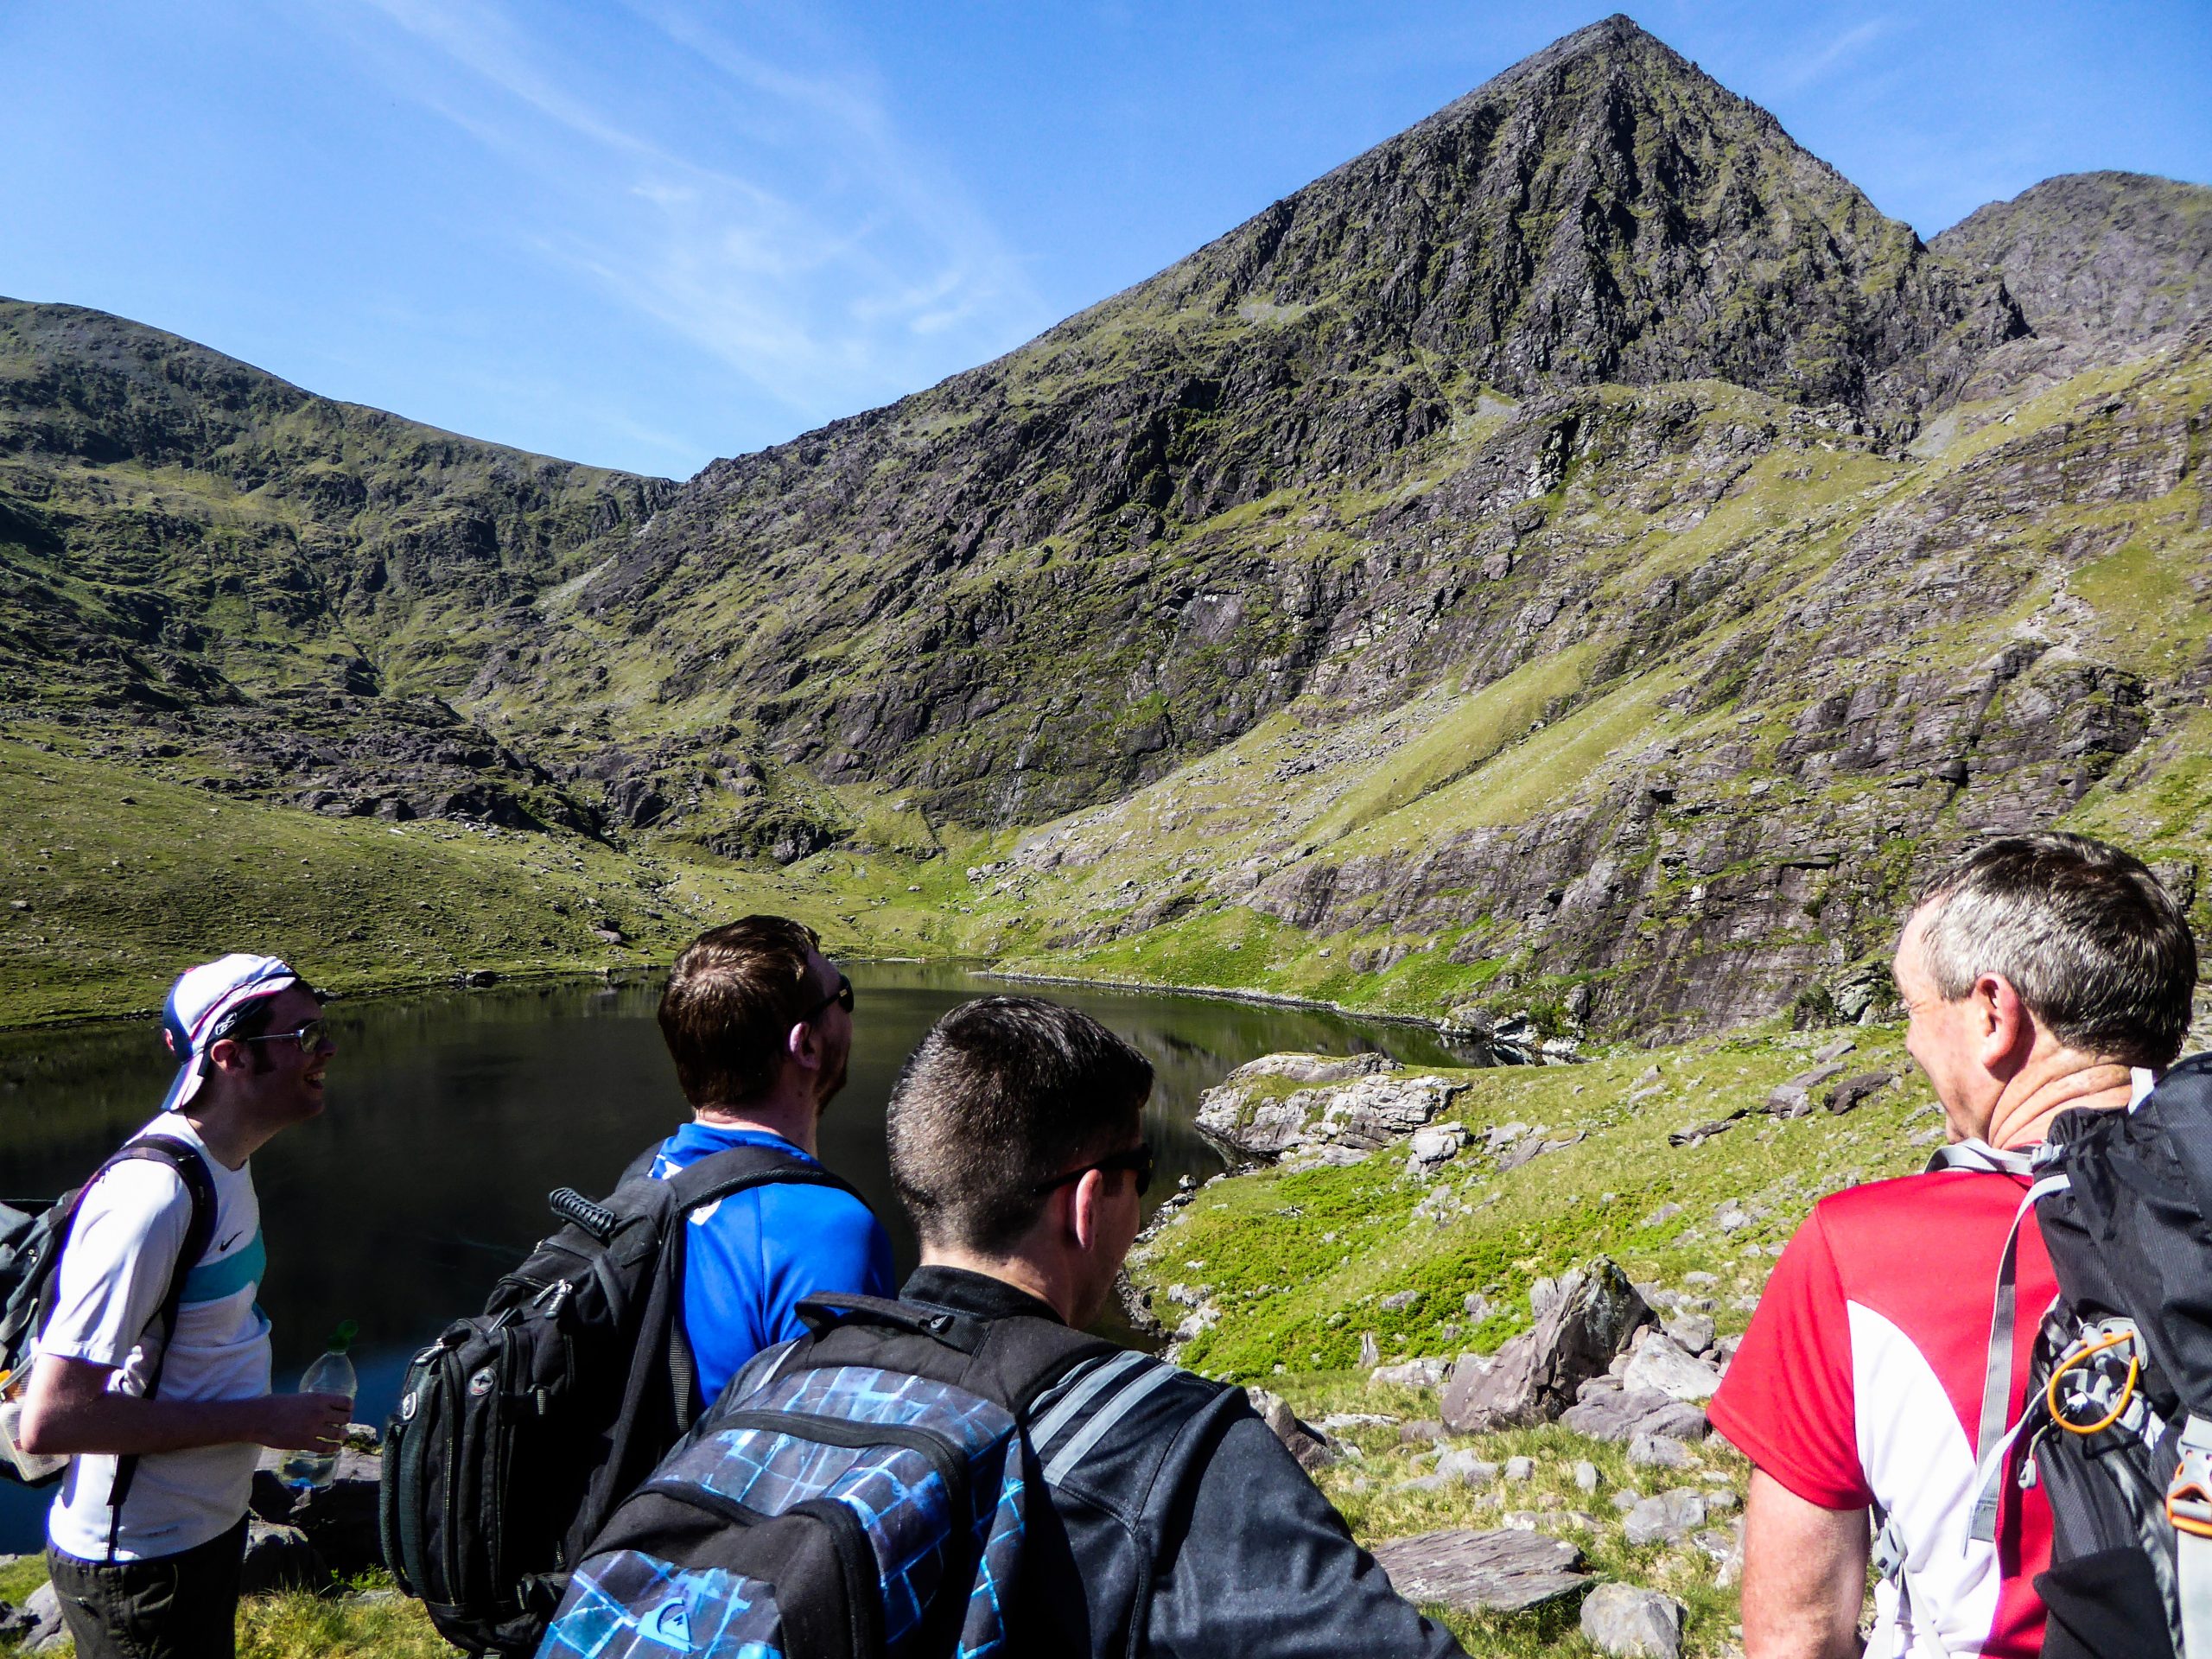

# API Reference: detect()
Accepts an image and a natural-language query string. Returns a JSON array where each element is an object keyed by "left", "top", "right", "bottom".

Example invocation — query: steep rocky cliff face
[
  {"left": 939, "top": 330, "right": 2209, "bottom": 1040},
  {"left": 3, "top": 19, "right": 2208, "bottom": 1042},
  {"left": 496, "top": 17, "right": 2025, "bottom": 827},
  {"left": 1929, "top": 172, "right": 2212, "bottom": 404},
  {"left": 1936, "top": 172, "right": 2212, "bottom": 345}
]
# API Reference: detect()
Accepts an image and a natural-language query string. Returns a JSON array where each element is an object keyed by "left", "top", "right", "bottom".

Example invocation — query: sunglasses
[
  {"left": 235, "top": 1018, "right": 331, "bottom": 1054},
  {"left": 798, "top": 973, "right": 854, "bottom": 1025},
  {"left": 1033, "top": 1141, "right": 1154, "bottom": 1198}
]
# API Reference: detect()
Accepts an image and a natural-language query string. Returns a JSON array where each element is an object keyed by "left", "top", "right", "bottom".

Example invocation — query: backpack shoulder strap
[
  {"left": 788, "top": 1294, "right": 1121, "bottom": 1414},
  {"left": 1924, "top": 1137, "right": 2038, "bottom": 1179},
  {"left": 987, "top": 1315, "right": 1127, "bottom": 1415},
  {"left": 663, "top": 1141, "right": 872, "bottom": 1217},
  {"left": 85, "top": 1134, "right": 219, "bottom": 1561},
  {"left": 1936, "top": 1145, "right": 2072, "bottom": 1544},
  {"left": 1019, "top": 1331, "right": 1185, "bottom": 1488},
  {"left": 71, "top": 1135, "right": 221, "bottom": 1316},
  {"left": 649, "top": 1146, "right": 873, "bottom": 1433}
]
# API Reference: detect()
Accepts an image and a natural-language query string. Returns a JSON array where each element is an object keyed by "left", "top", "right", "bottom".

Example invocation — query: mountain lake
[{"left": 0, "top": 960, "right": 1481, "bottom": 1551}]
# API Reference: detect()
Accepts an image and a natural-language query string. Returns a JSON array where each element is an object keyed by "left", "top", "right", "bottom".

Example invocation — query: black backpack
[
  {"left": 378, "top": 1140, "right": 872, "bottom": 1656},
  {"left": 538, "top": 1294, "right": 1117, "bottom": 1659},
  {"left": 1932, "top": 1057, "right": 2212, "bottom": 1659},
  {"left": 0, "top": 1135, "right": 217, "bottom": 1553}
]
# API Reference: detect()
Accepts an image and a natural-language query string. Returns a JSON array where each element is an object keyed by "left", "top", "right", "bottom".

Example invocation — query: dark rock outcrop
[
  {"left": 1440, "top": 1258, "right": 1654, "bottom": 1432},
  {"left": 1245, "top": 1386, "right": 1339, "bottom": 1473},
  {"left": 1195, "top": 1053, "right": 1463, "bottom": 1161},
  {"left": 251, "top": 1435, "right": 385, "bottom": 1584},
  {"left": 239, "top": 1521, "right": 327, "bottom": 1596}
]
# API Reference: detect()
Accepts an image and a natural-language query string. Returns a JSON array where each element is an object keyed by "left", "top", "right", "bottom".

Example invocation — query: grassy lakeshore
[
  {"left": 0, "top": 737, "right": 995, "bottom": 1028},
  {"left": 0, "top": 733, "right": 1582, "bottom": 1033}
]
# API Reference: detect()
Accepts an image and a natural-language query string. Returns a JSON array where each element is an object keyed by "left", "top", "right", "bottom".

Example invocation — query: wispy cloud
[
  {"left": 1767, "top": 16, "right": 1891, "bottom": 94},
  {"left": 326, "top": 0, "right": 1049, "bottom": 446}
]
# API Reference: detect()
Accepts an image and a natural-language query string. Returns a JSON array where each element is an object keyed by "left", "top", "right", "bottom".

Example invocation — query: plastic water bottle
[{"left": 277, "top": 1320, "right": 358, "bottom": 1491}]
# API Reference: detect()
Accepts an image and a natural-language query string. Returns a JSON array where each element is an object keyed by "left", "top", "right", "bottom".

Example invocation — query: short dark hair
[
  {"left": 887, "top": 996, "right": 1154, "bottom": 1255},
  {"left": 658, "top": 916, "right": 822, "bottom": 1106},
  {"left": 1915, "top": 832, "right": 2197, "bottom": 1067}
]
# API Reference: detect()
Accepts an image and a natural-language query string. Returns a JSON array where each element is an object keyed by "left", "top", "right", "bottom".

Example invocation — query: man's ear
[
  {"left": 203, "top": 1037, "right": 245, "bottom": 1077},
  {"left": 786, "top": 1020, "right": 818, "bottom": 1072},
  {"left": 1068, "top": 1169, "right": 1107, "bottom": 1255},
  {"left": 1976, "top": 973, "right": 2035, "bottom": 1075}
]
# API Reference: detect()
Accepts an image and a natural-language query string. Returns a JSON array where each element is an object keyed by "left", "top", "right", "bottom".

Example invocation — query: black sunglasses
[
  {"left": 1033, "top": 1141, "right": 1154, "bottom": 1198},
  {"left": 235, "top": 1018, "right": 331, "bottom": 1054},
  {"left": 797, "top": 973, "right": 854, "bottom": 1025}
]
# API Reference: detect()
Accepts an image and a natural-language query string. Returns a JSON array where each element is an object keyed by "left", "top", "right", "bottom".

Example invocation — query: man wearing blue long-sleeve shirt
[{"left": 649, "top": 917, "right": 894, "bottom": 1404}]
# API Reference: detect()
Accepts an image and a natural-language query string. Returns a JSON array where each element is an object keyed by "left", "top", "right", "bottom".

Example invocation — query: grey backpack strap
[
  {"left": 1869, "top": 1506, "right": 1922, "bottom": 1656},
  {"left": 1961, "top": 1166, "right": 2070, "bottom": 1542},
  {"left": 88, "top": 1135, "right": 219, "bottom": 1561},
  {"left": 2171, "top": 1414, "right": 2212, "bottom": 1658},
  {"left": 1923, "top": 1138, "right": 2037, "bottom": 1179},
  {"left": 1025, "top": 1348, "right": 1179, "bottom": 1487}
]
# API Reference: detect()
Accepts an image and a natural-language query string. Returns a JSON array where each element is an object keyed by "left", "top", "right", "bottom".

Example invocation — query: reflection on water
[{"left": 0, "top": 962, "right": 1474, "bottom": 1550}]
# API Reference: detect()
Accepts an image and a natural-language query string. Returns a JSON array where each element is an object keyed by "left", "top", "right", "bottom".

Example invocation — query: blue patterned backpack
[{"left": 537, "top": 1294, "right": 1116, "bottom": 1659}]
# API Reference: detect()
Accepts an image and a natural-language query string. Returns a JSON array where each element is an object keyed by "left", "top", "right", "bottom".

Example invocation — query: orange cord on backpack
[{"left": 2047, "top": 1328, "right": 2139, "bottom": 1436}]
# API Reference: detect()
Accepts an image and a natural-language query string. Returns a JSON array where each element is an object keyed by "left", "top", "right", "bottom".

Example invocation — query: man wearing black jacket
[{"left": 881, "top": 995, "right": 1465, "bottom": 1658}]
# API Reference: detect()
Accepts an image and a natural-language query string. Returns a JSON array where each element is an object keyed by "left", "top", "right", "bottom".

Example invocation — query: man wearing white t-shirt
[{"left": 18, "top": 954, "right": 353, "bottom": 1659}]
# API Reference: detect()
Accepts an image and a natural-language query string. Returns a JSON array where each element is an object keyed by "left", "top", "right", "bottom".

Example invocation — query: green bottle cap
[{"left": 329, "top": 1319, "right": 359, "bottom": 1354}]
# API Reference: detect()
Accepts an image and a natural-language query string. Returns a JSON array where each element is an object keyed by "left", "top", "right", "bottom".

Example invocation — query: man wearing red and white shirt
[{"left": 1709, "top": 833, "right": 2196, "bottom": 1659}]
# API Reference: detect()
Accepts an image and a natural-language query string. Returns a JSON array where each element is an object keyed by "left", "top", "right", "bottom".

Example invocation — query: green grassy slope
[
  {"left": 0, "top": 739, "right": 1010, "bottom": 1025},
  {"left": 1129, "top": 1027, "right": 1928, "bottom": 1378},
  {"left": 1120, "top": 1022, "right": 1933, "bottom": 1655},
  {"left": 5, "top": 332, "right": 2209, "bottom": 1031}
]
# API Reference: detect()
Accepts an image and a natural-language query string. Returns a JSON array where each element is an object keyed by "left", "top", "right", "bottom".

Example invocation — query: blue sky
[{"left": 2, "top": 3, "right": 2206, "bottom": 480}]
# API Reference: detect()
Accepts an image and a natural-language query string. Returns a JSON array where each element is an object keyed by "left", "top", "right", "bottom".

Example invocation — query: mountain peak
[
  {"left": 1465, "top": 11, "right": 1679, "bottom": 80},
  {"left": 1048, "top": 16, "right": 2020, "bottom": 423}
]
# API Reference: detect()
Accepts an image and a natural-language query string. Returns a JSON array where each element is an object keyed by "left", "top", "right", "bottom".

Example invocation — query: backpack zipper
[{"left": 441, "top": 1344, "right": 467, "bottom": 1601}]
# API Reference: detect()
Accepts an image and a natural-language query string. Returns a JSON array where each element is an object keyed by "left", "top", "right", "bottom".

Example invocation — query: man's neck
[
  {"left": 917, "top": 1245, "right": 1077, "bottom": 1325},
  {"left": 693, "top": 1090, "right": 818, "bottom": 1156},
  {"left": 181, "top": 1100, "right": 272, "bottom": 1170},
  {"left": 1984, "top": 1052, "right": 2137, "bottom": 1149}
]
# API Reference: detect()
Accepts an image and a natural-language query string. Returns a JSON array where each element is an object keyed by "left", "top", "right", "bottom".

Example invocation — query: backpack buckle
[{"left": 2171, "top": 1441, "right": 2212, "bottom": 1538}]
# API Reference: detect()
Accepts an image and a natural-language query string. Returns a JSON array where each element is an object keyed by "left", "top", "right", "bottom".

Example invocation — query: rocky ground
[{"left": 1122, "top": 1023, "right": 1948, "bottom": 1654}]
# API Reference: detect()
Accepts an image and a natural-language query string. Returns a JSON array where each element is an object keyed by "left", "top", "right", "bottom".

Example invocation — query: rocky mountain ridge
[
  {"left": 3, "top": 16, "right": 2209, "bottom": 1042},
  {"left": 0, "top": 299, "right": 671, "bottom": 830},
  {"left": 498, "top": 16, "right": 2031, "bottom": 826}
]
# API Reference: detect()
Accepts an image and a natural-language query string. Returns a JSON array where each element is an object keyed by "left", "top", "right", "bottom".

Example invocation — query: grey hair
[{"left": 1914, "top": 832, "right": 2196, "bottom": 1067}]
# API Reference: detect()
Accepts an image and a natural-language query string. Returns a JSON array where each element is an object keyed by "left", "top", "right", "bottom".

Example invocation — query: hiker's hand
[{"left": 256, "top": 1392, "right": 353, "bottom": 1451}]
